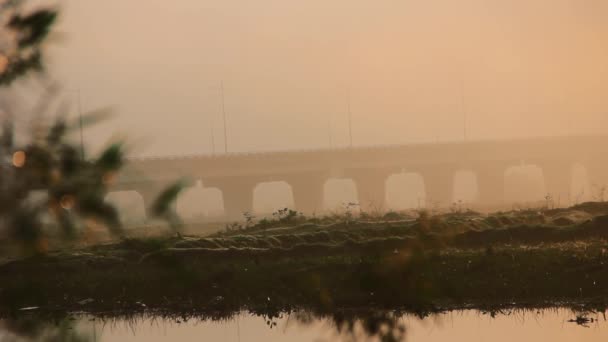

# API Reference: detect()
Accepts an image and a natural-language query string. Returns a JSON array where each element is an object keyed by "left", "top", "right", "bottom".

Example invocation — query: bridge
[{"left": 110, "top": 135, "right": 608, "bottom": 218}]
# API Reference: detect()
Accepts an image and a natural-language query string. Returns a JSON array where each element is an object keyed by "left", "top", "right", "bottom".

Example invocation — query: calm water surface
[{"left": 1, "top": 308, "right": 606, "bottom": 341}]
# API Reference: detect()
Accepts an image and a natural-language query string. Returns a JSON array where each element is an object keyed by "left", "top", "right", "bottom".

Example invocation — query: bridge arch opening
[
  {"left": 540, "top": 163, "right": 576, "bottom": 208},
  {"left": 176, "top": 184, "right": 202, "bottom": 220},
  {"left": 196, "top": 186, "right": 225, "bottom": 218},
  {"left": 453, "top": 170, "right": 478, "bottom": 206},
  {"left": 324, "top": 178, "right": 358, "bottom": 212},
  {"left": 105, "top": 191, "right": 146, "bottom": 224},
  {"left": 386, "top": 173, "right": 425, "bottom": 210},
  {"left": 177, "top": 182, "right": 225, "bottom": 220},
  {"left": 504, "top": 165, "right": 545, "bottom": 206},
  {"left": 253, "top": 181, "right": 294, "bottom": 216}
]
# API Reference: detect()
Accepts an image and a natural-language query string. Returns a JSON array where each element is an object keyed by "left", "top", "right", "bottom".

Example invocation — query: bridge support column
[
  {"left": 287, "top": 175, "right": 326, "bottom": 215},
  {"left": 419, "top": 166, "right": 455, "bottom": 208},
  {"left": 475, "top": 164, "right": 506, "bottom": 208},
  {"left": 211, "top": 178, "right": 256, "bottom": 220},
  {"left": 540, "top": 161, "right": 573, "bottom": 207},
  {"left": 350, "top": 169, "right": 390, "bottom": 212}
]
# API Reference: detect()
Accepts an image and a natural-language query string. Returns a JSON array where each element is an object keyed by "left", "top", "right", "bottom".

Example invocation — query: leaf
[
  {"left": 150, "top": 180, "right": 191, "bottom": 236},
  {"left": 67, "top": 107, "right": 114, "bottom": 132},
  {"left": 95, "top": 143, "right": 123, "bottom": 171},
  {"left": 46, "top": 117, "right": 67, "bottom": 146},
  {"left": 1, "top": 120, "right": 14, "bottom": 150},
  {"left": 150, "top": 179, "right": 191, "bottom": 217},
  {"left": 58, "top": 144, "right": 81, "bottom": 176},
  {"left": 0, "top": 52, "right": 43, "bottom": 86},
  {"left": 9, "top": 10, "right": 58, "bottom": 48},
  {"left": 76, "top": 195, "right": 123, "bottom": 237}
]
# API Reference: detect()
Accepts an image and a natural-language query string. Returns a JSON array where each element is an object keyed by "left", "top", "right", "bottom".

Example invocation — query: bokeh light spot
[
  {"left": 0, "top": 54, "right": 8, "bottom": 74},
  {"left": 60, "top": 195, "right": 75, "bottom": 210},
  {"left": 12, "top": 151, "right": 26, "bottom": 167}
]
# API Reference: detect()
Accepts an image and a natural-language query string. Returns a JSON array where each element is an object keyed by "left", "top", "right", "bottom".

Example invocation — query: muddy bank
[
  {"left": 1, "top": 242, "right": 608, "bottom": 316},
  {"left": 2, "top": 202, "right": 608, "bottom": 316}
]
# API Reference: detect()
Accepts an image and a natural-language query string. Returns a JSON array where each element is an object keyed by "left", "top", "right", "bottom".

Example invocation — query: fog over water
[{"left": 40, "top": 0, "right": 608, "bottom": 157}]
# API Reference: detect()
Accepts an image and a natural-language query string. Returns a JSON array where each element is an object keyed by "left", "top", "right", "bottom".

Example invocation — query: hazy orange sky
[{"left": 42, "top": 0, "right": 608, "bottom": 156}]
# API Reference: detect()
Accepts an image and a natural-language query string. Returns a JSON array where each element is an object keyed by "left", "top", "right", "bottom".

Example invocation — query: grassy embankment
[{"left": 2, "top": 202, "right": 608, "bottom": 316}]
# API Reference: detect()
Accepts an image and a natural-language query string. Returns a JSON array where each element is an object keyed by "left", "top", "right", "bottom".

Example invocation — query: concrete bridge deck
[{"left": 110, "top": 135, "right": 608, "bottom": 218}]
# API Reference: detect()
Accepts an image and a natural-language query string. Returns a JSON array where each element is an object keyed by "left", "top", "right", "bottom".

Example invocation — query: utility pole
[
  {"left": 459, "top": 78, "right": 467, "bottom": 141},
  {"left": 327, "top": 116, "right": 333, "bottom": 149},
  {"left": 347, "top": 90, "right": 353, "bottom": 148},
  {"left": 220, "top": 81, "right": 228, "bottom": 154},
  {"left": 210, "top": 115, "right": 216, "bottom": 155}
]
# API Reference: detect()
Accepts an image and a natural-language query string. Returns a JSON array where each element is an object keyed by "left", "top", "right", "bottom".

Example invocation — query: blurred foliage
[
  {"left": 0, "top": 108, "right": 187, "bottom": 254},
  {"left": 150, "top": 179, "right": 190, "bottom": 236},
  {"left": 1, "top": 315, "right": 92, "bottom": 342},
  {"left": 0, "top": 0, "right": 57, "bottom": 85},
  {"left": 0, "top": 112, "right": 127, "bottom": 253},
  {"left": 0, "top": 1, "right": 185, "bottom": 254}
]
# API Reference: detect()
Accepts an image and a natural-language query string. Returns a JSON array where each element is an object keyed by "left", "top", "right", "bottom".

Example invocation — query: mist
[
  {"left": 4, "top": 3, "right": 608, "bottom": 341},
  {"left": 44, "top": 0, "right": 608, "bottom": 157}
]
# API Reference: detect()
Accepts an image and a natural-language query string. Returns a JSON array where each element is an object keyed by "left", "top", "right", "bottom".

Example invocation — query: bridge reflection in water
[{"left": 109, "top": 135, "right": 608, "bottom": 219}]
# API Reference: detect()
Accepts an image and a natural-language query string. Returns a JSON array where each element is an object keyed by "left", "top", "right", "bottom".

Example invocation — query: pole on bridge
[
  {"left": 459, "top": 76, "right": 468, "bottom": 142},
  {"left": 327, "top": 116, "right": 333, "bottom": 149},
  {"left": 210, "top": 116, "right": 216, "bottom": 155},
  {"left": 221, "top": 81, "right": 228, "bottom": 154},
  {"left": 347, "top": 89, "right": 353, "bottom": 148}
]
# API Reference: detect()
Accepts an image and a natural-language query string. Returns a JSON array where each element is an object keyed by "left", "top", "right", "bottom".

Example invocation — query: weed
[{"left": 592, "top": 184, "right": 607, "bottom": 202}]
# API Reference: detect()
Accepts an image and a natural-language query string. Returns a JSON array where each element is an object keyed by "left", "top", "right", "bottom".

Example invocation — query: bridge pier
[
  {"left": 540, "top": 161, "right": 573, "bottom": 207},
  {"left": 419, "top": 166, "right": 455, "bottom": 208},
  {"left": 474, "top": 164, "right": 506, "bottom": 208},
  {"left": 287, "top": 175, "right": 326, "bottom": 215},
  {"left": 350, "top": 169, "right": 391, "bottom": 212},
  {"left": 209, "top": 178, "right": 256, "bottom": 220}
]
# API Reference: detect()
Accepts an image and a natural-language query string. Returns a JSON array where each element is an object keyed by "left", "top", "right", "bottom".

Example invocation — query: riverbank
[{"left": 1, "top": 203, "right": 608, "bottom": 316}]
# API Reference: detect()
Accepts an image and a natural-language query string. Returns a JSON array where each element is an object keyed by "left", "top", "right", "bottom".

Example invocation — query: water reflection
[
  {"left": 0, "top": 316, "right": 93, "bottom": 342},
  {"left": 1, "top": 308, "right": 606, "bottom": 342}
]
